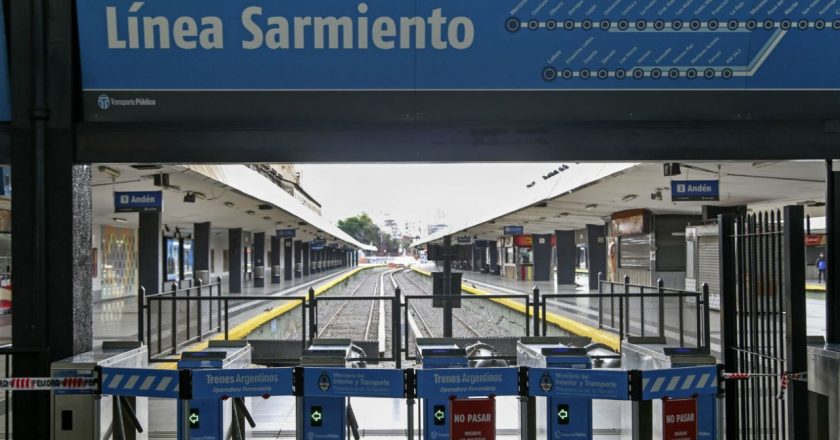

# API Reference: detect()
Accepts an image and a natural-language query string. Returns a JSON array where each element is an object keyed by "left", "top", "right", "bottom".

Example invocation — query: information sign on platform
[
  {"left": 416, "top": 367, "right": 519, "bottom": 399},
  {"left": 113, "top": 191, "right": 163, "bottom": 213},
  {"left": 671, "top": 180, "right": 720, "bottom": 202},
  {"left": 190, "top": 368, "right": 294, "bottom": 399},
  {"left": 529, "top": 368, "right": 629, "bottom": 400},
  {"left": 278, "top": 229, "right": 296, "bottom": 238},
  {"left": 450, "top": 398, "right": 495, "bottom": 440},
  {"left": 663, "top": 398, "right": 698, "bottom": 440},
  {"left": 303, "top": 368, "right": 405, "bottom": 398},
  {"left": 503, "top": 226, "right": 524, "bottom": 236}
]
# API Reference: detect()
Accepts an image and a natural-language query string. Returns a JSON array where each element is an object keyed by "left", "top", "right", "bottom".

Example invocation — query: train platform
[
  {"left": 416, "top": 264, "right": 829, "bottom": 359},
  {"left": 91, "top": 266, "right": 356, "bottom": 347}
]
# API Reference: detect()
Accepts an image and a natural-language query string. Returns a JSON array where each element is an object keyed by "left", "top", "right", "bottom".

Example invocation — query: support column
[
  {"left": 586, "top": 224, "right": 607, "bottom": 290},
  {"left": 229, "top": 228, "right": 242, "bottom": 293},
  {"left": 284, "top": 238, "right": 293, "bottom": 280},
  {"left": 555, "top": 230, "right": 576, "bottom": 285},
  {"left": 270, "top": 236, "right": 281, "bottom": 283},
  {"left": 827, "top": 165, "right": 840, "bottom": 343},
  {"left": 489, "top": 242, "right": 499, "bottom": 274},
  {"left": 139, "top": 212, "right": 163, "bottom": 295},
  {"left": 302, "top": 242, "right": 310, "bottom": 276},
  {"left": 294, "top": 240, "right": 302, "bottom": 278},
  {"left": 253, "top": 232, "right": 265, "bottom": 288},
  {"left": 194, "top": 222, "right": 210, "bottom": 283},
  {"left": 532, "top": 234, "right": 552, "bottom": 282}
]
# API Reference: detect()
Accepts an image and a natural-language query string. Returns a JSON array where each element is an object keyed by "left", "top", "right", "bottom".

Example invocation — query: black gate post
[
  {"left": 393, "top": 286, "right": 402, "bottom": 368},
  {"left": 717, "top": 214, "right": 739, "bottom": 439},
  {"left": 783, "top": 205, "right": 808, "bottom": 439}
]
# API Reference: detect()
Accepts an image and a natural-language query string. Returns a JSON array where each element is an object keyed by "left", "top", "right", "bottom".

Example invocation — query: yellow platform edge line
[
  {"left": 806, "top": 283, "right": 826, "bottom": 292},
  {"left": 155, "top": 264, "right": 386, "bottom": 369},
  {"left": 410, "top": 266, "right": 621, "bottom": 351}
]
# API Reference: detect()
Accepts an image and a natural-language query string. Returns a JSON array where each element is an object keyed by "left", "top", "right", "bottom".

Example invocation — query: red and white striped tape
[{"left": 0, "top": 377, "right": 97, "bottom": 391}]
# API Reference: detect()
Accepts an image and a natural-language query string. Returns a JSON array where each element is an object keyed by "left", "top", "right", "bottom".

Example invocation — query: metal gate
[{"left": 719, "top": 206, "right": 808, "bottom": 439}]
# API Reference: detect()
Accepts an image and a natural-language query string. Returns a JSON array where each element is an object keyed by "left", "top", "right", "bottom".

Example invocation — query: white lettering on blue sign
[{"left": 104, "top": 2, "right": 475, "bottom": 51}]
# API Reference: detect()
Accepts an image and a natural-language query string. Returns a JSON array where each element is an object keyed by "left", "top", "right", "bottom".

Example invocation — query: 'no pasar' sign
[
  {"left": 663, "top": 398, "right": 697, "bottom": 440},
  {"left": 450, "top": 397, "right": 494, "bottom": 440}
]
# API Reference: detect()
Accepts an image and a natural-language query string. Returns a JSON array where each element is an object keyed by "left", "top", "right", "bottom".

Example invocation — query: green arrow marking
[
  {"left": 558, "top": 409, "right": 569, "bottom": 420},
  {"left": 188, "top": 413, "right": 200, "bottom": 424},
  {"left": 434, "top": 409, "right": 445, "bottom": 421},
  {"left": 311, "top": 411, "right": 322, "bottom": 422}
]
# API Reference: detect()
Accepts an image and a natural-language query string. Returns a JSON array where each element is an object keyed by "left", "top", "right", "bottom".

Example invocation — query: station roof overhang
[
  {"left": 412, "top": 161, "right": 827, "bottom": 247},
  {"left": 92, "top": 164, "right": 376, "bottom": 251}
]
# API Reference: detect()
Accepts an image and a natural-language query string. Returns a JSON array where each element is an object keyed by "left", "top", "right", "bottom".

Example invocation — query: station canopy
[
  {"left": 93, "top": 164, "right": 375, "bottom": 250},
  {"left": 413, "top": 161, "right": 825, "bottom": 246}
]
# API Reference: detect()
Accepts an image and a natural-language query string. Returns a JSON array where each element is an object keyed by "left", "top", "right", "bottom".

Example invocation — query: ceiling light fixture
[
  {"left": 246, "top": 210, "right": 256, "bottom": 215},
  {"left": 622, "top": 194, "right": 637, "bottom": 202},
  {"left": 224, "top": 201, "right": 235, "bottom": 208},
  {"left": 585, "top": 204, "right": 598, "bottom": 211},
  {"left": 263, "top": 216, "right": 271, "bottom": 221},
  {"left": 98, "top": 165, "right": 121, "bottom": 179},
  {"left": 113, "top": 217, "right": 128, "bottom": 224}
]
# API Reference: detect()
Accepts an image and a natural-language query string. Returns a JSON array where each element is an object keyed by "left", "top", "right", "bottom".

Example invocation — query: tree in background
[{"left": 338, "top": 213, "right": 402, "bottom": 256}]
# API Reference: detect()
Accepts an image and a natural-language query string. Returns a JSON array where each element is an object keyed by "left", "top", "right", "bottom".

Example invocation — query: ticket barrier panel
[
  {"left": 51, "top": 341, "right": 149, "bottom": 440},
  {"left": 661, "top": 348, "right": 718, "bottom": 440},
  {"left": 418, "top": 341, "right": 469, "bottom": 440},
  {"left": 176, "top": 344, "right": 253, "bottom": 440},
  {"left": 517, "top": 339, "right": 593, "bottom": 440},
  {"left": 298, "top": 339, "right": 364, "bottom": 440}
]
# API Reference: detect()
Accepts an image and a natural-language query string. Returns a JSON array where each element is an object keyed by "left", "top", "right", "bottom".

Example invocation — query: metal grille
[
  {"left": 698, "top": 235, "right": 720, "bottom": 295},
  {"left": 720, "top": 208, "right": 807, "bottom": 439}
]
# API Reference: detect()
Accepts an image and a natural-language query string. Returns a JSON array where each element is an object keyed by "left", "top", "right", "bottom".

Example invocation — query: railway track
[{"left": 317, "top": 269, "right": 382, "bottom": 341}]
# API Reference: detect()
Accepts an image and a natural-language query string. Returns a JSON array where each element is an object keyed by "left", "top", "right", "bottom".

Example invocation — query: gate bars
[{"left": 719, "top": 206, "right": 808, "bottom": 439}]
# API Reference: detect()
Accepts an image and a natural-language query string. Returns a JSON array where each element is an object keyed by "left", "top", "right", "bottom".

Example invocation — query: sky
[{"left": 295, "top": 163, "right": 561, "bottom": 237}]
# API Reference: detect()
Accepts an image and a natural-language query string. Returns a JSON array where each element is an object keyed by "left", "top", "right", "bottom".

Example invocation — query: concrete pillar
[
  {"left": 139, "top": 211, "right": 163, "bottom": 294},
  {"left": 303, "top": 242, "right": 311, "bottom": 276},
  {"left": 254, "top": 232, "right": 265, "bottom": 288},
  {"left": 270, "top": 236, "right": 281, "bottom": 283},
  {"left": 489, "top": 242, "right": 499, "bottom": 273},
  {"left": 586, "top": 224, "right": 607, "bottom": 290},
  {"left": 194, "top": 222, "right": 211, "bottom": 284},
  {"left": 294, "top": 240, "right": 302, "bottom": 277},
  {"left": 284, "top": 238, "right": 293, "bottom": 280},
  {"left": 555, "top": 230, "right": 576, "bottom": 285},
  {"left": 532, "top": 234, "right": 553, "bottom": 282},
  {"left": 229, "top": 228, "right": 243, "bottom": 293}
]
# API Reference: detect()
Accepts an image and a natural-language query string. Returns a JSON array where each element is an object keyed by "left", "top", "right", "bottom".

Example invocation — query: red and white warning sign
[
  {"left": 663, "top": 397, "right": 698, "bottom": 440},
  {"left": 450, "top": 397, "right": 495, "bottom": 440},
  {"left": 0, "top": 377, "right": 96, "bottom": 391}
]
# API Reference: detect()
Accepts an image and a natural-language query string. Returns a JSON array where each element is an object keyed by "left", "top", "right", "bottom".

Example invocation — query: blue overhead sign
[
  {"left": 191, "top": 368, "right": 294, "bottom": 399},
  {"left": 504, "top": 226, "right": 524, "bottom": 235},
  {"left": 671, "top": 180, "right": 720, "bottom": 202},
  {"left": 303, "top": 368, "right": 405, "bottom": 398},
  {"left": 75, "top": 0, "right": 840, "bottom": 94},
  {"left": 113, "top": 191, "right": 163, "bottom": 213},
  {"left": 529, "top": 368, "right": 629, "bottom": 400},
  {"left": 278, "top": 229, "right": 296, "bottom": 238},
  {"left": 416, "top": 367, "right": 519, "bottom": 399}
]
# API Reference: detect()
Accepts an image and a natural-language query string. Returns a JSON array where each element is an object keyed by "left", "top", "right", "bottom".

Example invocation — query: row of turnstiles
[{"left": 51, "top": 337, "right": 722, "bottom": 439}]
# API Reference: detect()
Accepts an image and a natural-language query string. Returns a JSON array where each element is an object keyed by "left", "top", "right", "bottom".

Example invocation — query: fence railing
[{"left": 536, "top": 273, "right": 711, "bottom": 350}]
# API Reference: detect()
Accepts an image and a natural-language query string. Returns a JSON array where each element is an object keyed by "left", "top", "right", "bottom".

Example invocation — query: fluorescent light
[
  {"left": 585, "top": 204, "right": 598, "bottom": 211},
  {"left": 98, "top": 166, "right": 121, "bottom": 179},
  {"left": 112, "top": 217, "right": 128, "bottom": 224},
  {"left": 622, "top": 194, "right": 637, "bottom": 202}
]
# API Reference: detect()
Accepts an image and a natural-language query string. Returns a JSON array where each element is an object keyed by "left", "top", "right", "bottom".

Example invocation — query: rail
[{"left": 537, "top": 273, "right": 711, "bottom": 350}]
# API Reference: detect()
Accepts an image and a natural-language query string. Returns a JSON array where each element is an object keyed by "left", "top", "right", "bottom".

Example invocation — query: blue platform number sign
[
  {"left": 113, "top": 191, "right": 163, "bottom": 213},
  {"left": 278, "top": 229, "right": 296, "bottom": 238},
  {"left": 671, "top": 180, "right": 720, "bottom": 202},
  {"left": 504, "top": 226, "right": 524, "bottom": 236}
]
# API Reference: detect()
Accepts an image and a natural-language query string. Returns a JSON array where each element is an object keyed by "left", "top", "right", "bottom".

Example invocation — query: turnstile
[
  {"left": 298, "top": 339, "right": 365, "bottom": 440},
  {"left": 622, "top": 342, "right": 717, "bottom": 439},
  {"left": 417, "top": 339, "right": 469, "bottom": 440},
  {"left": 51, "top": 341, "right": 148, "bottom": 440},
  {"left": 807, "top": 343, "right": 840, "bottom": 440},
  {"left": 517, "top": 337, "right": 593, "bottom": 440},
  {"left": 177, "top": 342, "right": 253, "bottom": 440}
]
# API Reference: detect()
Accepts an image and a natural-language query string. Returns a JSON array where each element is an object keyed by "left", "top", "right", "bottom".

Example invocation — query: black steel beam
[
  {"left": 783, "top": 205, "right": 808, "bottom": 439},
  {"left": 827, "top": 167, "right": 840, "bottom": 343},
  {"left": 76, "top": 121, "right": 840, "bottom": 163}
]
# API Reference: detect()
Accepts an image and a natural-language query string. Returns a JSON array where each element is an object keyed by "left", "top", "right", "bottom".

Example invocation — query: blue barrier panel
[
  {"left": 416, "top": 367, "right": 519, "bottom": 399},
  {"left": 529, "top": 368, "right": 629, "bottom": 401},
  {"left": 101, "top": 367, "right": 180, "bottom": 399},
  {"left": 191, "top": 368, "right": 294, "bottom": 400},
  {"left": 641, "top": 365, "right": 718, "bottom": 400},
  {"left": 303, "top": 368, "right": 404, "bottom": 398}
]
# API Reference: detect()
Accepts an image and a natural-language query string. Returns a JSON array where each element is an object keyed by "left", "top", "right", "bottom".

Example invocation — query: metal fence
[{"left": 720, "top": 207, "right": 808, "bottom": 439}]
